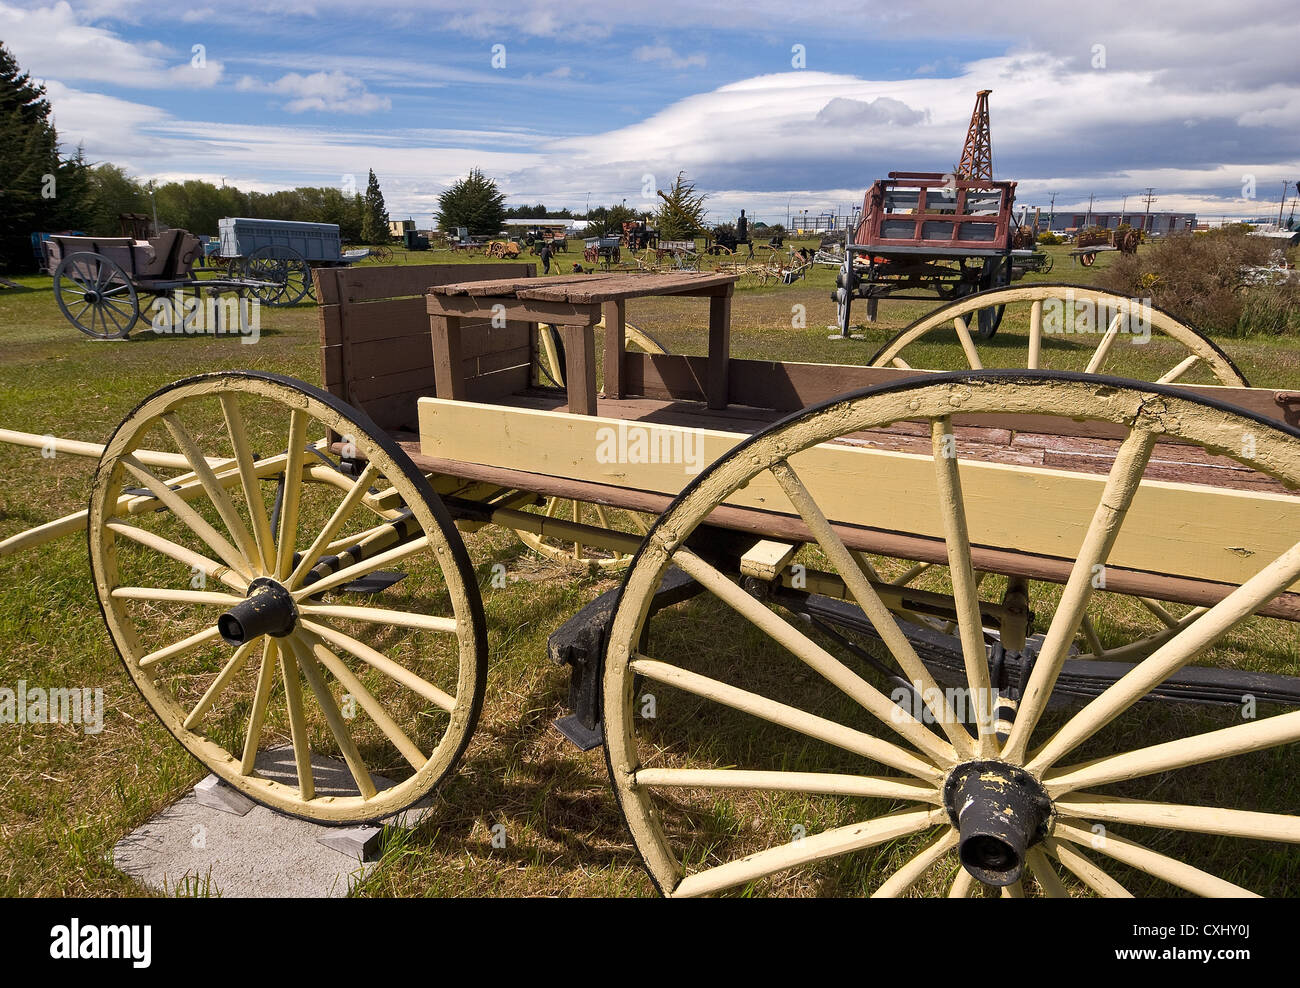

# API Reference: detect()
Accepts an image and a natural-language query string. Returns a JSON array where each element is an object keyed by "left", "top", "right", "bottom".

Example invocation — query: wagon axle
[
  {"left": 217, "top": 577, "right": 298, "bottom": 645},
  {"left": 943, "top": 761, "right": 1053, "bottom": 886}
]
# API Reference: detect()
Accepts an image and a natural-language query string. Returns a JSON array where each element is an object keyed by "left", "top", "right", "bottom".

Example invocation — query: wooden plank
[
  {"left": 337, "top": 297, "right": 427, "bottom": 344},
  {"left": 398, "top": 439, "right": 1300, "bottom": 621},
  {"left": 469, "top": 343, "right": 531, "bottom": 377},
  {"left": 461, "top": 321, "right": 529, "bottom": 360},
  {"left": 429, "top": 315, "right": 466, "bottom": 400},
  {"left": 432, "top": 274, "right": 588, "bottom": 297},
  {"left": 602, "top": 299, "right": 626, "bottom": 399},
  {"left": 428, "top": 294, "right": 601, "bottom": 326},
  {"left": 517, "top": 272, "right": 737, "bottom": 304},
  {"left": 708, "top": 293, "right": 732, "bottom": 410},
  {"left": 415, "top": 397, "right": 1300, "bottom": 591},
  {"left": 561, "top": 324, "right": 596, "bottom": 415},
  {"left": 621, "top": 354, "right": 1299, "bottom": 436},
  {"left": 314, "top": 267, "right": 342, "bottom": 306},
  {"left": 465, "top": 364, "right": 530, "bottom": 403},
  {"left": 336, "top": 263, "right": 532, "bottom": 303}
]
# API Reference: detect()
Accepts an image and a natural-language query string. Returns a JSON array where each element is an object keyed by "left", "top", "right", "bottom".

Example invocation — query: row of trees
[
  {"left": 437, "top": 169, "right": 726, "bottom": 241},
  {"left": 2, "top": 39, "right": 394, "bottom": 270}
]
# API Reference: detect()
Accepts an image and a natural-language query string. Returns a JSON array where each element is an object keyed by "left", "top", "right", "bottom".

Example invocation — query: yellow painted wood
[
  {"left": 738, "top": 539, "right": 798, "bottom": 581},
  {"left": 418, "top": 396, "right": 1300, "bottom": 590}
]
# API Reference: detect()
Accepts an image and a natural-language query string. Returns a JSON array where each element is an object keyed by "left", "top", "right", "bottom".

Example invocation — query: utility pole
[
  {"left": 148, "top": 180, "right": 159, "bottom": 235},
  {"left": 1120, "top": 194, "right": 1128, "bottom": 227},
  {"left": 1047, "top": 192, "right": 1057, "bottom": 232},
  {"left": 1141, "top": 187, "right": 1157, "bottom": 234},
  {"left": 1085, "top": 193, "right": 1095, "bottom": 228},
  {"left": 1278, "top": 181, "right": 1289, "bottom": 227}
]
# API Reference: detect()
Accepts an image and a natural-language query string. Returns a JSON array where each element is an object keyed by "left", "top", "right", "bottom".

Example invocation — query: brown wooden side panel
[
  {"left": 317, "top": 263, "right": 537, "bottom": 430},
  {"left": 622, "top": 352, "right": 1296, "bottom": 438}
]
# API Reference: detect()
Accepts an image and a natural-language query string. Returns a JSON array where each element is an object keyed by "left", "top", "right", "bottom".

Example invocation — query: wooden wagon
[
  {"left": 2, "top": 264, "right": 1298, "bottom": 897},
  {"left": 835, "top": 172, "right": 1019, "bottom": 340}
]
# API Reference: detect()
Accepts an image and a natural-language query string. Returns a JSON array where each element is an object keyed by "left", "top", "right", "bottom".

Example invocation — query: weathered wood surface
[
  {"left": 429, "top": 271, "right": 737, "bottom": 304},
  {"left": 316, "top": 263, "right": 535, "bottom": 431}
]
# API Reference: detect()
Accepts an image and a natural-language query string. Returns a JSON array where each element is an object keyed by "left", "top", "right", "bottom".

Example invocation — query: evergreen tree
[
  {"left": 436, "top": 168, "right": 506, "bottom": 237},
  {"left": 655, "top": 172, "right": 709, "bottom": 241},
  {"left": 0, "top": 41, "right": 61, "bottom": 268},
  {"left": 361, "top": 169, "right": 388, "bottom": 242}
]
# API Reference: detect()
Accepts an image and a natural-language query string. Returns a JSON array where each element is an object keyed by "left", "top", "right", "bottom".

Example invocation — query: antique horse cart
[
  {"left": 44, "top": 229, "right": 285, "bottom": 340},
  {"left": 2, "top": 263, "right": 1299, "bottom": 897},
  {"left": 835, "top": 172, "right": 1022, "bottom": 340}
]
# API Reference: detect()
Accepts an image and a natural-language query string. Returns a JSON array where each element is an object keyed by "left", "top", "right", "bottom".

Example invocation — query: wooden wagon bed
[{"left": 318, "top": 265, "right": 1300, "bottom": 620}]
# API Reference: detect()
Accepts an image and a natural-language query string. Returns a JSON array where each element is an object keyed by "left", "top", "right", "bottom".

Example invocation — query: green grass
[{"left": 0, "top": 242, "right": 1296, "bottom": 897}]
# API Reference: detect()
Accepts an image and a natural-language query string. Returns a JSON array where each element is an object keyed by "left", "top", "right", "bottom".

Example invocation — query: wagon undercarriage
[{"left": 3, "top": 266, "right": 1298, "bottom": 897}]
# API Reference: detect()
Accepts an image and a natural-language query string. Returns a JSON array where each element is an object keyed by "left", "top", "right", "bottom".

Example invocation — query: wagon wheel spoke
[
  {"left": 630, "top": 655, "right": 942, "bottom": 781},
  {"left": 1052, "top": 819, "right": 1259, "bottom": 897},
  {"left": 278, "top": 637, "right": 316, "bottom": 799},
  {"left": 119, "top": 455, "right": 253, "bottom": 580},
  {"left": 669, "top": 547, "right": 955, "bottom": 766},
  {"left": 1025, "top": 847, "right": 1067, "bottom": 897},
  {"left": 274, "top": 409, "right": 310, "bottom": 578},
  {"left": 948, "top": 867, "right": 977, "bottom": 897},
  {"left": 951, "top": 316, "right": 983, "bottom": 369},
  {"left": 111, "top": 587, "right": 244, "bottom": 606},
  {"left": 138, "top": 625, "right": 224, "bottom": 668},
  {"left": 1157, "top": 354, "right": 1201, "bottom": 384},
  {"left": 290, "top": 534, "right": 430, "bottom": 598},
  {"left": 1000, "top": 880, "right": 1025, "bottom": 898},
  {"left": 106, "top": 520, "right": 247, "bottom": 592},
  {"left": 671, "top": 806, "right": 945, "bottom": 898},
  {"left": 161, "top": 412, "right": 264, "bottom": 574},
  {"left": 1082, "top": 312, "right": 1125, "bottom": 375},
  {"left": 219, "top": 394, "right": 276, "bottom": 572},
  {"left": 182, "top": 638, "right": 260, "bottom": 730},
  {"left": 928, "top": 418, "right": 999, "bottom": 752},
  {"left": 768, "top": 459, "right": 973, "bottom": 755},
  {"left": 1054, "top": 792, "right": 1300, "bottom": 843},
  {"left": 299, "top": 619, "right": 455, "bottom": 712},
  {"left": 1043, "top": 708, "right": 1300, "bottom": 795},
  {"left": 287, "top": 461, "right": 380, "bottom": 588},
  {"left": 1002, "top": 426, "right": 1158, "bottom": 762},
  {"left": 1027, "top": 538, "right": 1300, "bottom": 771},
  {"left": 872, "top": 829, "right": 958, "bottom": 897},
  {"left": 287, "top": 636, "right": 377, "bottom": 799},
  {"left": 632, "top": 767, "right": 941, "bottom": 802},
  {"left": 240, "top": 637, "right": 279, "bottom": 775},
  {"left": 1043, "top": 837, "right": 1133, "bottom": 897},
  {"left": 298, "top": 632, "right": 427, "bottom": 771}
]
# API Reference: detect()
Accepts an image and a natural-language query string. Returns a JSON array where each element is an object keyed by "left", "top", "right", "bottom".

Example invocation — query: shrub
[
  {"left": 1037, "top": 231, "right": 1062, "bottom": 246},
  {"left": 1098, "top": 227, "right": 1300, "bottom": 335}
]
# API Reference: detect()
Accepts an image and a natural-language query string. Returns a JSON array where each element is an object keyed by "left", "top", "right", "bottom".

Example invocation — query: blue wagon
[{"left": 217, "top": 218, "right": 372, "bottom": 306}]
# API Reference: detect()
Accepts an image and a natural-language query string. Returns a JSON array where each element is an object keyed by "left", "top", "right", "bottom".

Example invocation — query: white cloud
[
  {"left": 815, "top": 96, "right": 928, "bottom": 127},
  {"left": 633, "top": 44, "right": 706, "bottom": 71},
  {"left": 0, "top": 1, "right": 224, "bottom": 87},
  {"left": 238, "top": 70, "right": 392, "bottom": 114}
]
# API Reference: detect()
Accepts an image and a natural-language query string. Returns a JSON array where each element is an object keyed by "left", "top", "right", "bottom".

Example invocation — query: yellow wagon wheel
[
  {"left": 520, "top": 320, "right": 667, "bottom": 569},
  {"left": 89, "top": 371, "right": 487, "bottom": 823},
  {"left": 868, "top": 282, "right": 1249, "bottom": 661},
  {"left": 869, "top": 283, "right": 1248, "bottom": 387},
  {"left": 605, "top": 371, "right": 1300, "bottom": 896}
]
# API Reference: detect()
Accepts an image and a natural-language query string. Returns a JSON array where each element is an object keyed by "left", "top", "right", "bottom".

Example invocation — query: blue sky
[{"left": 4, "top": 1, "right": 1298, "bottom": 226}]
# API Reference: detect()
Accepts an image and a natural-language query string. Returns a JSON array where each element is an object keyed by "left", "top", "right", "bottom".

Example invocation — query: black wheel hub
[
  {"left": 943, "top": 760, "right": 1053, "bottom": 886},
  {"left": 218, "top": 576, "right": 298, "bottom": 645}
]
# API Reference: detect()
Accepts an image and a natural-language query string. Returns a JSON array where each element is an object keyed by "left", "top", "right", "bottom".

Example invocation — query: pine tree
[
  {"left": 655, "top": 172, "right": 709, "bottom": 241},
  {"left": 0, "top": 41, "right": 61, "bottom": 269},
  {"left": 436, "top": 168, "right": 506, "bottom": 237},
  {"left": 361, "top": 169, "right": 388, "bottom": 243}
]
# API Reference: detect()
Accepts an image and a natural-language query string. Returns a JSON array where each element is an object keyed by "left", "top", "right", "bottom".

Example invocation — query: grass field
[{"left": 1, "top": 241, "right": 1297, "bottom": 897}]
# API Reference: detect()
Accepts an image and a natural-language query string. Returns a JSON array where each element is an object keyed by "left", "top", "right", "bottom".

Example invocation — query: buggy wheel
[
  {"left": 604, "top": 372, "right": 1300, "bottom": 896},
  {"left": 241, "top": 245, "right": 311, "bottom": 307},
  {"left": 372, "top": 245, "right": 394, "bottom": 263},
  {"left": 89, "top": 371, "right": 487, "bottom": 823},
  {"left": 54, "top": 251, "right": 139, "bottom": 340},
  {"left": 870, "top": 284, "right": 1248, "bottom": 386}
]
